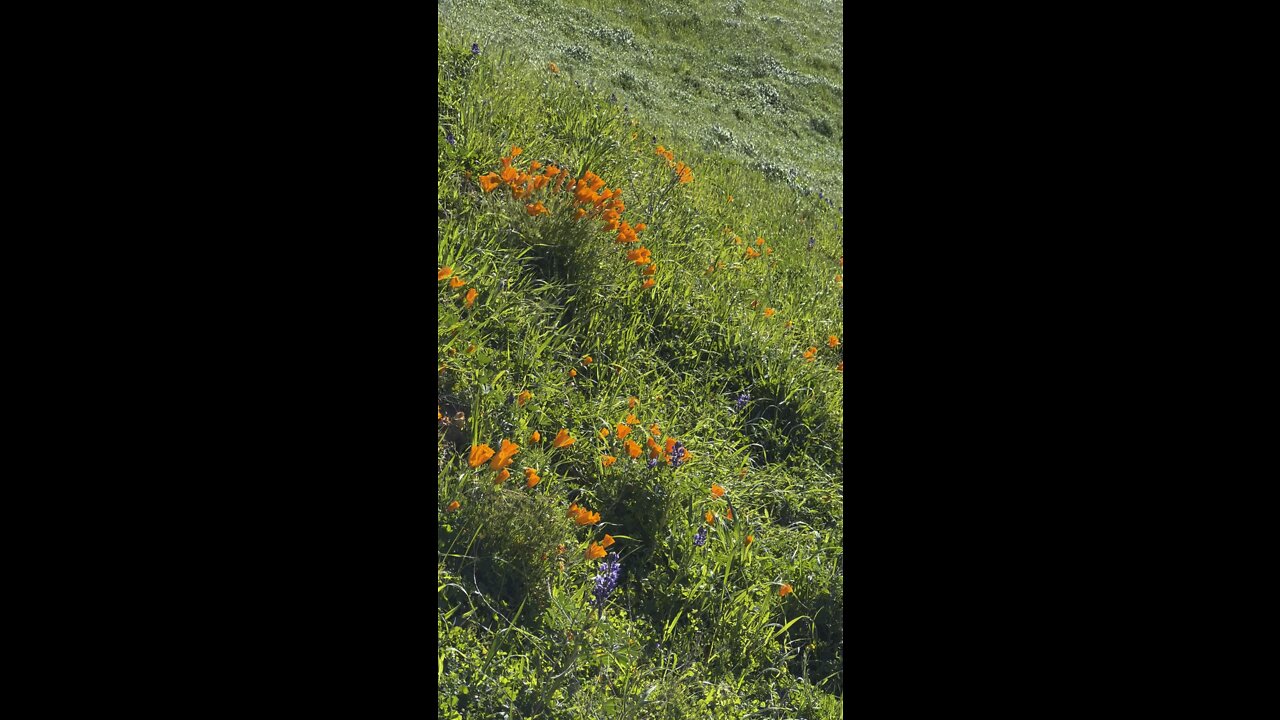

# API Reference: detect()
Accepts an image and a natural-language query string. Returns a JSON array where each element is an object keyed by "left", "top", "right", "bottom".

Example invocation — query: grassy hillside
[
  {"left": 437, "top": 7, "right": 844, "bottom": 718},
  {"left": 437, "top": 0, "right": 845, "bottom": 205}
]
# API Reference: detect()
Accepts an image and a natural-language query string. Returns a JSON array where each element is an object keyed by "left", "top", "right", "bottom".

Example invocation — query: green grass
[
  {"left": 438, "top": 0, "right": 845, "bottom": 206},
  {"left": 438, "top": 8, "right": 844, "bottom": 718}
]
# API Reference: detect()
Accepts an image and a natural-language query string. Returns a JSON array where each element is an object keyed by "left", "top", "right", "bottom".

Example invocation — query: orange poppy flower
[
  {"left": 488, "top": 438, "right": 520, "bottom": 470},
  {"left": 635, "top": 223, "right": 647, "bottom": 232},
  {"left": 531, "top": 431, "right": 541, "bottom": 443},
  {"left": 569, "top": 369, "right": 577, "bottom": 378},
  {"left": 643, "top": 263, "right": 657, "bottom": 275},
  {"left": 552, "top": 429, "right": 575, "bottom": 448},
  {"left": 755, "top": 237, "right": 764, "bottom": 246},
  {"left": 616, "top": 424, "right": 631, "bottom": 440},
  {"left": 524, "top": 468, "right": 541, "bottom": 488},
  {"left": 511, "top": 146, "right": 523, "bottom": 157},
  {"left": 626, "top": 412, "right": 639, "bottom": 424},
  {"left": 602, "top": 455, "right": 617, "bottom": 467},
  {"left": 585, "top": 542, "right": 605, "bottom": 560},
  {"left": 628, "top": 397, "right": 638, "bottom": 409},
  {"left": 464, "top": 288, "right": 478, "bottom": 308},
  {"left": 438, "top": 266, "right": 453, "bottom": 281},
  {"left": 745, "top": 534, "right": 754, "bottom": 546},
  {"left": 599, "top": 427, "right": 610, "bottom": 439},
  {"left": 802, "top": 347, "right": 817, "bottom": 361},
  {"left": 711, "top": 484, "right": 725, "bottom": 498},
  {"left": 624, "top": 439, "right": 642, "bottom": 459},
  {"left": 468, "top": 443, "right": 495, "bottom": 468},
  {"left": 447, "top": 500, "right": 460, "bottom": 512},
  {"left": 479, "top": 173, "right": 500, "bottom": 192},
  {"left": 836, "top": 361, "right": 844, "bottom": 372},
  {"left": 765, "top": 247, "right": 773, "bottom": 255},
  {"left": 646, "top": 437, "right": 661, "bottom": 459},
  {"left": 642, "top": 278, "right": 655, "bottom": 289},
  {"left": 764, "top": 308, "right": 775, "bottom": 317},
  {"left": 665, "top": 437, "right": 676, "bottom": 455},
  {"left": 518, "top": 390, "right": 532, "bottom": 407},
  {"left": 779, "top": 584, "right": 793, "bottom": 597},
  {"left": 450, "top": 277, "right": 465, "bottom": 288},
  {"left": 705, "top": 511, "right": 715, "bottom": 525},
  {"left": 495, "top": 469, "right": 510, "bottom": 484},
  {"left": 582, "top": 355, "right": 593, "bottom": 365},
  {"left": 827, "top": 335, "right": 839, "bottom": 349},
  {"left": 602, "top": 534, "right": 615, "bottom": 548},
  {"left": 725, "top": 507, "right": 734, "bottom": 521}
]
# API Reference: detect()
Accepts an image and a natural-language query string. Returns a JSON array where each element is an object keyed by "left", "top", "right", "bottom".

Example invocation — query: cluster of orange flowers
[
  {"left": 801, "top": 335, "right": 841, "bottom": 365},
  {"left": 655, "top": 145, "right": 693, "bottom": 184},
  {"left": 438, "top": 266, "right": 478, "bottom": 308}
]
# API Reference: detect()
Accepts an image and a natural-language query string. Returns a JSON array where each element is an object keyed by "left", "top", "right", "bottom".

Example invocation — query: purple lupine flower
[
  {"left": 693, "top": 525, "right": 708, "bottom": 547},
  {"left": 471, "top": 43, "right": 480, "bottom": 55},
  {"left": 647, "top": 457, "right": 659, "bottom": 469},
  {"left": 446, "top": 131, "right": 456, "bottom": 146},
  {"left": 669, "top": 441, "right": 687, "bottom": 469},
  {"left": 734, "top": 391, "right": 750, "bottom": 412},
  {"left": 808, "top": 236, "right": 816, "bottom": 250},
  {"left": 591, "top": 552, "right": 622, "bottom": 607}
]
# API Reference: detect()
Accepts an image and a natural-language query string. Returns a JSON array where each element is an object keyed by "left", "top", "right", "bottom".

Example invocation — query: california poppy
[
  {"left": 626, "top": 412, "right": 638, "bottom": 424},
  {"left": 602, "top": 534, "right": 615, "bottom": 548},
  {"left": 585, "top": 542, "right": 605, "bottom": 560},
  {"left": 488, "top": 438, "right": 520, "bottom": 470},
  {"left": 628, "top": 397, "right": 638, "bottom": 410},
  {"left": 511, "top": 146, "right": 523, "bottom": 157},
  {"left": 705, "top": 511, "right": 715, "bottom": 525},
  {"left": 641, "top": 278, "right": 655, "bottom": 289},
  {"left": 602, "top": 455, "right": 617, "bottom": 467},
  {"left": 524, "top": 468, "right": 541, "bottom": 488},
  {"left": 479, "top": 173, "right": 500, "bottom": 192},
  {"left": 764, "top": 308, "right": 775, "bottom": 317},
  {"left": 635, "top": 223, "right": 647, "bottom": 232},
  {"left": 468, "top": 443, "right": 495, "bottom": 468},
  {"left": 616, "top": 424, "right": 631, "bottom": 440},
  {"left": 495, "top": 469, "right": 510, "bottom": 484},
  {"left": 745, "top": 534, "right": 754, "bottom": 546},
  {"left": 464, "top": 288, "right": 478, "bottom": 308},
  {"left": 711, "top": 484, "right": 725, "bottom": 498},
  {"left": 552, "top": 428, "right": 575, "bottom": 448},
  {"left": 438, "top": 266, "right": 453, "bottom": 281},
  {"left": 725, "top": 507, "right": 734, "bottom": 521},
  {"left": 643, "top": 263, "right": 656, "bottom": 275},
  {"left": 599, "top": 427, "right": 610, "bottom": 439},
  {"left": 569, "top": 369, "right": 577, "bottom": 378},
  {"left": 802, "top": 347, "right": 817, "bottom": 361},
  {"left": 624, "top": 439, "right": 642, "bottom": 459},
  {"left": 447, "top": 500, "right": 460, "bottom": 512},
  {"left": 531, "top": 430, "right": 541, "bottom": 443},
  {"left": 450, "top": 277, "right": 465, "bottom": 289},
  {"left": 756, "top": 237, "right": 764, "bottom": 246},
  {"left": 827, "top": 335, "right": 839, "bottom": 349},
  {"left": 517, "top": 390, "right": 532, "bottom": 407},
  {"left": 779, "top": 584, "right": 793, "bottom": 597}
]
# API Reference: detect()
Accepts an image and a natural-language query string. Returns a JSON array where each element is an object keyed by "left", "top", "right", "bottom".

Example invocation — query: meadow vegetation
[{"left": 438, "top": 2, "right": 844, "bottom": 716}]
